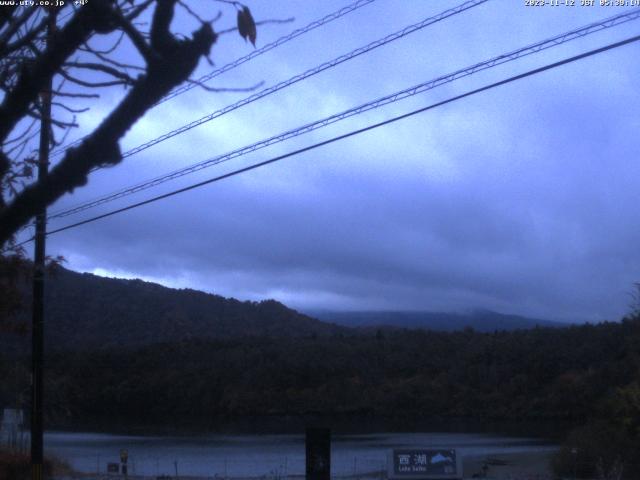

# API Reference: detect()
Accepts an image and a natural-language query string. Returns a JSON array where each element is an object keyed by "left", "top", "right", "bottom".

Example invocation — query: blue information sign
[{"left": 389, "top": 449, "right": 462, "bottom": 479}]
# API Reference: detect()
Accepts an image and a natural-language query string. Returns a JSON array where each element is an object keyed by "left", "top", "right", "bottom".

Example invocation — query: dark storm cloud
[{"left": 36, "top": 0, "right": 640, "bottom": 322}]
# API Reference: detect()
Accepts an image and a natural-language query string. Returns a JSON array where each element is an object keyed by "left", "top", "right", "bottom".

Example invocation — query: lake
[{"left": 44, "top": 431, "right": 557, "bottom": 477}]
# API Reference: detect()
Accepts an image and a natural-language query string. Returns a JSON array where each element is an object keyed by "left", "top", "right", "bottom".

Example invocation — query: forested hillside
[
  {"left": 2, "top": 315, "right": 633, "bottom": 433},
  {"left": 3, "top": 267, "right": 565, "bottom": 353},
  {"left": 3, "top": 267, "right": 640, "bottom": 477},
  {"left": 311, "top": 309, "right": 564, "bottom": 331},
  {"left": 3, "top": 291, "right": 639, "bottom": 477},
  {"left": 3, "top": 267, "right": 346, "bottom": 352}
]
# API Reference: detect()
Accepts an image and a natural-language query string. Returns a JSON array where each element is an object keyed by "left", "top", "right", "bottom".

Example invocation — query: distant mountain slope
[
  {"left": 3, "top": 267, "right": 567, "bottom": 353},
  {"left": 308, "top": 309, "right": 566, "bottom": 332},
  {"left": 35, "top": 267, "right": 346, "bottom": 350}
]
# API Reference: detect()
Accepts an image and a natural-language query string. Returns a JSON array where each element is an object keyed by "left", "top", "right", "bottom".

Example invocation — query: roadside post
[
  {"left": 388, "top": 449, "right": 463, "bottom": 480},
  {"left": 306, "top": 428, "right": 331, "bottom": 480},
  {"left": 120, "top": 449, "right": 128, "bottom": 478}
]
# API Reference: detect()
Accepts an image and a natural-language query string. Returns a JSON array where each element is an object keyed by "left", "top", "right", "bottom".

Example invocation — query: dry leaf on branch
[{"left": 237, "top": 5, "right": 257, "bottom": 47}]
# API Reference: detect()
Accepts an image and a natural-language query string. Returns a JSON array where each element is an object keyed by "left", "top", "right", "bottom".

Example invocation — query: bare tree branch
[
  {"left": 51, "top": 90, "right": 100, "bottom": 99},
  {"left": 0, "top": 6, "right": 18, "bottom": 32},
  {"left": 0, "top": 0, "right": 120, "bottom": 142},
  {"left": 0, "top": 6, "right": 37, "bottom": 54},
  {"left": 27, "top": 108, "right": 79, "bottom": 129},
  {"left": 2, "top": 118, "right": 38, "bottom": 147},
  {"left": 1, "top": 15, "right": 47, "bottom": 57},
  {"left": 51, "top": 102, "right": 90, "bottom": 114},
  {"left": 81, "top": 48, "right": 146, "bottom": 71},
  {"left": 113, "top": 11, "right": 157, "bottom": 64},
  {"left": 186, "top": 78, "right": 264, "bottom": 93},
  {"left": 79, "top": 31, "right": 125, "bottom": 55},
  {"left": 124, "top": 0, "right": 156, "bottom": 22},
  {"left": 63, "top": 61, "right": 138, "bottom": 83},
  {"left": 0, "top": 0, "right": 272, "bottom": 249},
  {"left": 0, "top": 1, "right": 218, "bottom": 245},
  {"left": 59, "top": 67, "right": 134, "bottom": 88}
]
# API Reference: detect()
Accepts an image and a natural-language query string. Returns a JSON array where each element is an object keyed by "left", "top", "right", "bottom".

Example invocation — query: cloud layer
[{"left": 34, "top": 0, "right": 640, "bottom": 322}]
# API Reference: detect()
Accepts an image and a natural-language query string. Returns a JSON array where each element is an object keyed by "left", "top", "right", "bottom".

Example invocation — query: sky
[{"left": 15, "top": 0, "right": 640, "bottom": 322}]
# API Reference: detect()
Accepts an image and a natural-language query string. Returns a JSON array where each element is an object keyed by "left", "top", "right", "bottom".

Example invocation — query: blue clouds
[{"left": 42, "top": 0, "right": 640, "bottom": 322}]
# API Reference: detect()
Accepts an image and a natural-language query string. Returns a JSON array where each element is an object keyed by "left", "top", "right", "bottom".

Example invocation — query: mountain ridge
[
  {"left": 308, "top": 309, "right": 566, "bottom": 332},
  {"left": 4, "top": 266, "right": 569, "bottom": 352},
  {"left": 5, "top": 267, "right": 346, "bottom": 352}
]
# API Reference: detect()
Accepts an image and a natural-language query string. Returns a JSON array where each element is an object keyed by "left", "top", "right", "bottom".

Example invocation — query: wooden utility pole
[{"left": 31, "top": 7, "right": 56, "bottom": 480}]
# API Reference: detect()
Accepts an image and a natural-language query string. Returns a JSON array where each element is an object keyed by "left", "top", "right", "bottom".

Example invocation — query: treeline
[
  {"left": 8, "top": 315, "right": 635, "bottom": 430},
  {"left": 3, "top": 316, "right": 640, "bottom": 477}
]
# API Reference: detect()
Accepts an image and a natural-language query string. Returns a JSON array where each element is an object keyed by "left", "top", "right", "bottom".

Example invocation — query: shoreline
[
  {"left": 43, "top": 416, "right": 572, "bottom": 440},
  {"left": 464, "top": 450, "right": 555, "bottom": 479},
  {"left": 45, "top": 448, "right": 557, "bottom": 480},
  {"left": 48, "top": 450, "right": 557, "bottom": 480}
]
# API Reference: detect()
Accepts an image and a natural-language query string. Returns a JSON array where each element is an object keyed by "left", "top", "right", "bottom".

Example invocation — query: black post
[
  {"left": 305, "top": 428, "right": 331, "bottom": 480},
  {"left": 31, "top": 8, "right": 55, "bottom": 480}
]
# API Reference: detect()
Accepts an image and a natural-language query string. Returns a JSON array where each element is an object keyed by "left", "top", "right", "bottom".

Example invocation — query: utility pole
[{"left": 31, "top": 7, "right": 56, "bottom": 480}]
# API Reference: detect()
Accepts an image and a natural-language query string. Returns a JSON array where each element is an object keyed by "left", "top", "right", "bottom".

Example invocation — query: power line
[
  {"left": 159, "top": 0, "right": 379, "bottom": 105},
  {"left": 27, "top": 33, "right": 640, "bottom": 243},
  {"left": 48, "top": 8, "right": 640, "bottom": 221},
  {"left": 120, "top": 0, "right": 489, "bottom": 159},
  {"left": 48, "top": 0, "right": 378, "bottom": 158},
  {"left": 49, "top": 0, "right": 490, "bottom": 163}
]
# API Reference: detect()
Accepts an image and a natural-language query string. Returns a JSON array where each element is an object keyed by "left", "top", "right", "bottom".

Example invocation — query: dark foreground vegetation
[
  {"left": 0, "top": 448, "right": 72, "bottom": 480},
  {"left": 3, "top": 313, "right": 640, "bottom": 477},
  {"left": 3, "top": 268, "right": 640, "bottom": 477},
  {"left": 39, "top": 318, "right": 640, "bottom": 426}
]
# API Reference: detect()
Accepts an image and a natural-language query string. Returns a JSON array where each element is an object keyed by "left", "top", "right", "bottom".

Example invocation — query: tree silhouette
[{"left": 0, "top": 0, "right": 257, "bottom": 248}]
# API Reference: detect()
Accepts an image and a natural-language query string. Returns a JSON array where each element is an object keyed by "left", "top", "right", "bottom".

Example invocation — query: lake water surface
[{"left": 45, "top": 431, "right": 557, "bottom": 477}]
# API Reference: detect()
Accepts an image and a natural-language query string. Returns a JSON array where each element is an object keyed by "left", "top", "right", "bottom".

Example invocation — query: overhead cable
[
  {"left": 29, "top": 33, "right": 640, "bottom": 242},
  {"left": 48, "top": 0, "right": 378, "bottom": 158},
  {"left": 49, "top": 0, "right": 490, "bottom": 162},
  {"left": 48, "top": 7, "right": 640, "bottom": 221},
  {"left": 159, "top": 0, "right": 379, "bottom": 105}
]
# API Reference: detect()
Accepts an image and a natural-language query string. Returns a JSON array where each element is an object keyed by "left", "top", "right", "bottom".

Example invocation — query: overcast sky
[{"left": 21, "top": 0, "right": 640, "bottom": 322}]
